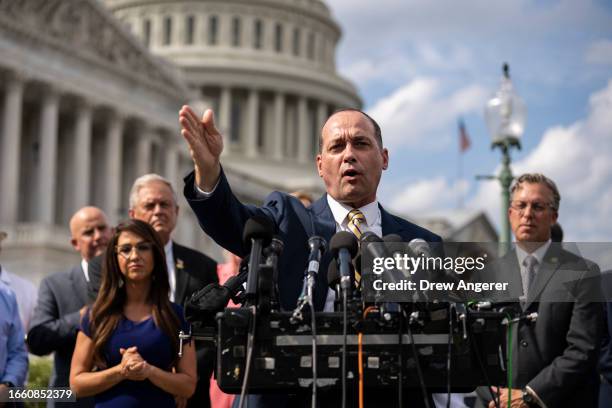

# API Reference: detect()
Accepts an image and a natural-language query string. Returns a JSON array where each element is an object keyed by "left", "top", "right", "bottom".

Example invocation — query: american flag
[{"left": 459, "top": 118, "right": 471, "bottom": 153}]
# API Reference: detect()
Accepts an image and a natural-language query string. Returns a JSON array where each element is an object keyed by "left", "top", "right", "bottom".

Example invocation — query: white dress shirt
[
  {"left": 165, "top": 241, "right": 177, "bottom": 302},
  {"left": 324, "top": 195, "right": 381, "bottom": 311}
]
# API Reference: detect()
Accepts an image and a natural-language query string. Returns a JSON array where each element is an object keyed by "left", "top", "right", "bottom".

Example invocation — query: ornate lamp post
[{"left": 482, "top": 63, "right": 526, "bottom": 255}]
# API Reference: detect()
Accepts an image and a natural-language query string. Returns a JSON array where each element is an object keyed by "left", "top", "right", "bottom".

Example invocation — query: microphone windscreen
[
  {"left": 329, "top": 231, "right": 359, "bottom": 258},
  {"left": 360, "top": 231, "right": 382, "bottom": 243},
  {"left": 408, "top": 238, "right": 431, "bottom": 256},
  {"left": 383, "top": 234, "right": 403, "bottom": 242},
  {"left": 242, "top": 215, "right": 275, "bottom": 247}
]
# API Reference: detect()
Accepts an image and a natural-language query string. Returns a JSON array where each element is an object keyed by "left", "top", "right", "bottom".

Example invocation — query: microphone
[
  {"left": 330, "top": 231, "right": 359, "bottom": 291},
  {"left": 327, "top": 260, "right": 341, "bottom": 288},
  {"left": 292, "top": 236, "right": 327, "bottom": 323},
  {"left": 184, "top": 260, "right": 249, "bottom": 326},
  {"left": 408, "top": 238, "right": 432, "bottom": 257},
  {"left": 300, "top": 236, "right": 327, "bottom": 298},
  {"left": 265, "top": 236, "right": 284, "bottom": 309},
  {"left": 243, "top": 216, "right": 275, "bottom": 301},
  {"left": 383, "top": 234, "right": 403, "bottom": 243}
]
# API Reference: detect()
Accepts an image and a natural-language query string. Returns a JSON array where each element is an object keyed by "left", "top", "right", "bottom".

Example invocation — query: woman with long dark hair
[{"left": 70, "top": 219, "right": 196, "bottom": 407}]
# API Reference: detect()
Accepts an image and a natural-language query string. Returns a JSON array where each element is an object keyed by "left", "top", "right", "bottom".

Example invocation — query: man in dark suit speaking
[
  {"left": 179, "top": 106, "right": 440, "bottom": 311},
  {"left": 179, "top": 106, "right": 441, "bottom": 406},
  {"left": 487, "top": 173, "right": 602, "bottom": 408}
]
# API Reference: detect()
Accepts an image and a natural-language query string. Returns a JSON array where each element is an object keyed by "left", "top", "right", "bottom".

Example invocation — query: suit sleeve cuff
[
  {"left": 193, "top": 174, "right": 221, "bottom": 198},
  {"left": 525, "top": 385, "right": 547, "bottom": 408}
]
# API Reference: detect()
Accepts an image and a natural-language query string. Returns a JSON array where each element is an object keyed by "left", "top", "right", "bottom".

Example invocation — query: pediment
[{"left": 0, "top": 0, "right": 188, "bottom": 96}]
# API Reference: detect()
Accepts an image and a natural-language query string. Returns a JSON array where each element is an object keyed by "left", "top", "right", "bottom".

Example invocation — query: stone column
[
  {"left": 0, "top": 73, "right": 24, "bottom": 223},
  {"left": 37, "top": 87, "right": 60, "bottom": 225},
  {"left": 74, "top": 100, "right": 92, "bottom": 209},
  {"left": 152, "top": 13, "right": 163, "bottom": 49},
  {"left": 164, "top": 140, "right": 179, "bottom": 190},
  {"left": 272, "top": 91, "right": 285, "bottom": 160},
  {"left": 136, "top": 126, "right": 152, "bottom": 177},
  {"left": 245, "top": 89, "right": 259, "bottom": 158},
  {"left": 219, "top": 86, "right": 232, "bottom": 144},
  {"left": 104, "top": 112, "right": 123, "bottom": 224},
  {"left": 220, "top": 13, "right": 231, "bottom": 47},
  {"left": 316, "top": 101, "right": 328, "bottom": 154},
  {"left": 297, "top": 96, "right": 310, "bottom": 163}
]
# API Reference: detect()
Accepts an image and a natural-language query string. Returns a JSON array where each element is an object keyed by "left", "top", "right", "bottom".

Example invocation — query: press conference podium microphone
[
  {"left": 184, "top": 262, "right": 249, "bottom": 328},
  {"left": 330, "top": 231, "right": 359, "bottom": 293},
  {"left": 243, "top": 215, "right": 275, "bottom": 305},
  {"left": 300, "top": 237, "right": 328, "bottom": 300},
  {"left": 291, "top": 236, "right": 327, "bottom": 323},
  {"left": 265, "top": 236, "right": 284, "bottom": 310},
  {"left": 329, "top": 231, "right": 358, "bottom": 408}
]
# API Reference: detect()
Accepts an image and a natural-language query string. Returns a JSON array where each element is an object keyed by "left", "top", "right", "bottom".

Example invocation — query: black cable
[
  {"left": 467, "top": 312, "right": 500, "bottom": 408},
  {"left": 341, "top": 288, "right": 348, "bottom": 408},
  {"left": 446, "top": 305, "right": 453, "bottom": 408},
  {"left": 405, "top": 309, "right": 431, "bottom": 408},
  {"left": 238, "top": 306, "right": 257, "bottom": 408},
  {"left": 309, "top": 295, "right": 317, "bottom": 408},
  {"left": 398, "top": 307, "right": 404, "bottom": 408}
]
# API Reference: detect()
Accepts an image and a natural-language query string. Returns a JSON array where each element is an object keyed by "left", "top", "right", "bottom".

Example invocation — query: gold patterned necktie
[
  {"left": 347, "top": 209, "right": 366, "bottom": 239},
  {"left": 347, "top": 209, "right": 366, "bottom": 284}
]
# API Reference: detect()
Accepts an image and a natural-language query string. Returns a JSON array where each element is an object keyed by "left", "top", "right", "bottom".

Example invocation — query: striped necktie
[
  {"left": 523, "top": 255, "right": 538, "bottom": 299},
  {"left": 347, "top": 209, "right": 366, "bottom": 239},
  {"left": 347, "top": 209, "right": 366, "bottom": 284}
]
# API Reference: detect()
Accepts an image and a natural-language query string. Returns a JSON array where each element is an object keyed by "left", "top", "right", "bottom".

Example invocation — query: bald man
[{"left": 28, "top": 206, "right": 111, "bottom": 408}]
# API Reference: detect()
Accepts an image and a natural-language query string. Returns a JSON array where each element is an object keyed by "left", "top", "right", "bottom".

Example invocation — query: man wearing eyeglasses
[{"left": 485, "top": 173, "right": 602, "bottom": 408}]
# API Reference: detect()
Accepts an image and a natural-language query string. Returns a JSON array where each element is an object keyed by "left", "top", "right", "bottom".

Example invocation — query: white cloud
[
  {"left": 330, "top": 0, "right": 612, "bottom": 88},
  {"left": 389, "top": 177, "right": 469, "bottom": 214},
  {"left": 586, "top": 39, "right": 612, "bottom": 65},
  {"left": 367, "top": 77, "right": 488, "bottom": 148}
]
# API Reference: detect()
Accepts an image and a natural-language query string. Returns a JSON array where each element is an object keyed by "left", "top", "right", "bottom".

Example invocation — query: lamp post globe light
[{"left": 484, "top": 63, "right": 527, "bottom": 255}]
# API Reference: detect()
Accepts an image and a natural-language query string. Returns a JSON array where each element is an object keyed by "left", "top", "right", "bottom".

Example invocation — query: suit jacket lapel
[
  {"left": 380, "top": 205, "right": 404, "bottom": 236},
  {"left": 72, "top": 265, "right": 90, "bottom": 306},
  {"left": 311, "top": 194, "right": 336, "bottom": 242},
  {"left": 173, "top": 242, "right": 189, "bottom": 304}
]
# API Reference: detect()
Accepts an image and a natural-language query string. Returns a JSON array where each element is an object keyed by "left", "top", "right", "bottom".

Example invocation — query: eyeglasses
[
  {"left": 116, "top": 242, "right": 153, "bottom": 259},
  {"left": 510, "top": 200, "right": 554, "bottom": 215}
]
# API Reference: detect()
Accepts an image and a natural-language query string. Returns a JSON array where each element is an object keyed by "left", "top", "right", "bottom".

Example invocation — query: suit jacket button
[{"left": 520, "top": 340, "right": 528, "bottom": 348}]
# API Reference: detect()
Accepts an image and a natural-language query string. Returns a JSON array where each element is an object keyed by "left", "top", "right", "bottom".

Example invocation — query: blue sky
[{"left": 327, "top": 0, "right": 612, "bottom": 241}]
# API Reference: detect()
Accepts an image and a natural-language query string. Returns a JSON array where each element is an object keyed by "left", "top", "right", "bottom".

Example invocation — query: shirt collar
[
  {"left": 326, "top": 194, "right": 380, "bottom": 228},
  {"left": 516, "top": 240, "right": 552, "bottom": 267},
  {"left": 81, "top": 259, "right": 89, "bottom": 282},
  {"left": 164, "top": 240, "right": 174, "bottom": 258}
]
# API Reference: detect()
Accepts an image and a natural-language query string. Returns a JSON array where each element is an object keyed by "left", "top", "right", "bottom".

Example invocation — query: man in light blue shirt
[{"left": 0, "top": 279, "right": 28, "bottom": 398}]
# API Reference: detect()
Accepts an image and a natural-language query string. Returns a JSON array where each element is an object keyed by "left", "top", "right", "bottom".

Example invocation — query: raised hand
[{"left": 179, "top": 106, "right": 223, "bottom": 191}]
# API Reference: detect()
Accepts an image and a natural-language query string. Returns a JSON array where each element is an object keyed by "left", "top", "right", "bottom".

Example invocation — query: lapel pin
[{"left": 176, "top": 259, "right": 184, "bottom": 270}]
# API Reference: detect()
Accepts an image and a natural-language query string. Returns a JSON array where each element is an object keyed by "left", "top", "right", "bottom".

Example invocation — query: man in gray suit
[
  {"left": 27, "top": 206, "right": 111, "bottom": 407},
  {"left": 485, "top": 174, "right": 602, "bottom": 408}
]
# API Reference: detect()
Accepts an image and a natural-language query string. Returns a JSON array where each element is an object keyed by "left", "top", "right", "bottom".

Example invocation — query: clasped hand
[{"left": 119, "top": 346, "right": 151, "bottom": 381}]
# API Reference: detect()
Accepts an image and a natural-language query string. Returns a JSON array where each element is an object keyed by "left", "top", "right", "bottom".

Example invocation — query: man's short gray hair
[
  {"left": 129, "top": 174, "right": 177, "bottom": 209},
  {"left": 510, "top": 173, "right": 561, "bottom": 211}
]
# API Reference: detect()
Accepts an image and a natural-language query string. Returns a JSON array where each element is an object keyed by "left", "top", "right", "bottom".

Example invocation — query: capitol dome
[{"left": 105, "top": 0, "right": 362, "bottom": 198}]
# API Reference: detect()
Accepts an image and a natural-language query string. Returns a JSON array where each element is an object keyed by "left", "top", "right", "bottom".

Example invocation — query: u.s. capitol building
[{"left": 0, "top": 0, "right": 361, "bottom": 283}]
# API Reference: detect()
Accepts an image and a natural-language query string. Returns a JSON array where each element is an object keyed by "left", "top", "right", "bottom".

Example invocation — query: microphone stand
[{"left": 340, "top": 271, "right": 351, "bottom": 408}]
